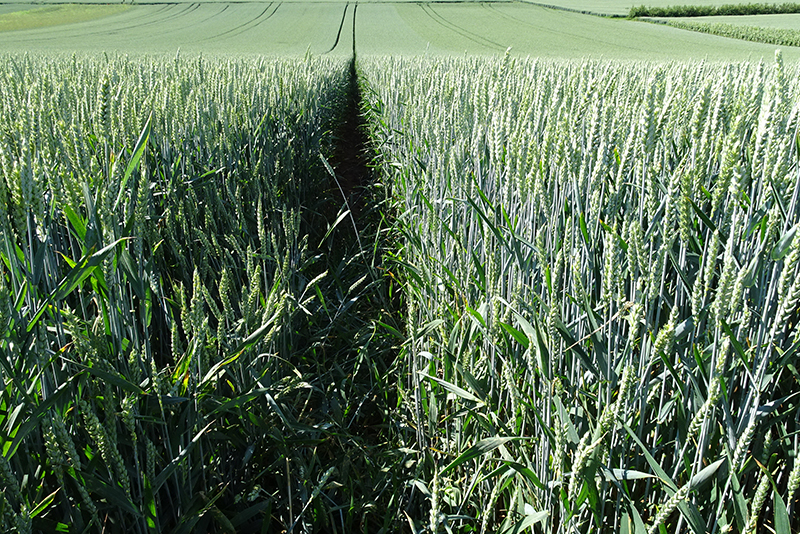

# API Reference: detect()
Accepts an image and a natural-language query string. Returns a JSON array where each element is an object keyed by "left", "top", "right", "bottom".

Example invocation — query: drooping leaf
[
  {"left": 114, "top": 112, "right": 151, "bottom": 211},
  {"left": 442, "top": 437, "right": 526, "bottom": 474},
  {"left": 772, "top": 223, "right": 798, "bottom": 260},
  {"left": 499, "top": 509, "right": 548, "bottom": 534},
  {"left": 418, "top": 372, "right": 483, "bottom": 405},
  {"left": 689, "top": 458, "right": 725, "bottom": 491},
  {"left": 601, "top": 467, "right": 658, "bottom": 482},
  {"left": 29, "top": 488, "right": 59, "bottom": 518}
]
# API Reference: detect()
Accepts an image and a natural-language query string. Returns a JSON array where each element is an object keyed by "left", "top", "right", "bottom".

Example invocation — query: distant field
[
  {"left": 0, "top": 1, "right": 796, "bottom": 58},
  {"left": 357, "top": 2, "right": 800, "bottom": 59},
  {"left": 0, "top": 2, "right": 354, "bottom": 54},
  {"left": 0, "top": 4, "right": 129, "bottom": 31},
  {"left": 665, "top": 12, "right": 800, "bottom": 28}
]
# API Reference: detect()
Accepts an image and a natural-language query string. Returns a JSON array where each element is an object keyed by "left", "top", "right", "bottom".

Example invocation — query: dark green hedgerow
[
  {"left": 630, "top": 2, "right": 800, "bottom": 17},
  {"left": 666, "top": 19, "right": 800, "bottom": 46}
]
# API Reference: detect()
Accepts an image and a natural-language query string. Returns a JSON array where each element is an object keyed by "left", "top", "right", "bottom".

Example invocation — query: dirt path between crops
[
  {"left": 327, "top": 3, "right": 369, "bottom": 215},
  {"left": 328, "top": 56, "right": 371, "bottom": 216},
  {"left": 323, "top": 0, "right": 398, "bottom": 427}
]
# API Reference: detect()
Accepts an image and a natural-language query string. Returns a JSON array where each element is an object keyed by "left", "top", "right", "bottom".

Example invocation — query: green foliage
[
  {"left": 361, "top": 53, "right": 800, "bottom": 533},
  {"left": 5, "top": 43, "right": 800, "bottom": 534},
  {"left": 665, "top": 18, "right": 800, "bottom": 46},
  {"left": 630, "top": 1, "right": 800, "bottom": 17},
  {"left": 0, "top": 53, "right": 401, "bottom": 533}
]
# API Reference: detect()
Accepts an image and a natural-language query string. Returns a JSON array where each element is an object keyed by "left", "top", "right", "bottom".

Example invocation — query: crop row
[
  {"left": 0, "top": 54, "right": 404, "bottom": 533},
  {"left": 3, "top": 51, "right": 800, "bottom": 534},
  {"left": 360, "top": 53, "right": 800, "bottom": 533}
]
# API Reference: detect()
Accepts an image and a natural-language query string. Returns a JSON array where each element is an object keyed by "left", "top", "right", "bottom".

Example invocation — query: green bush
[
  {"left": 667, "top": 19, "right": 800, "bottom": 46},
  {"left": 630, "top": 2, "right": 800, "bottom": 17}
]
